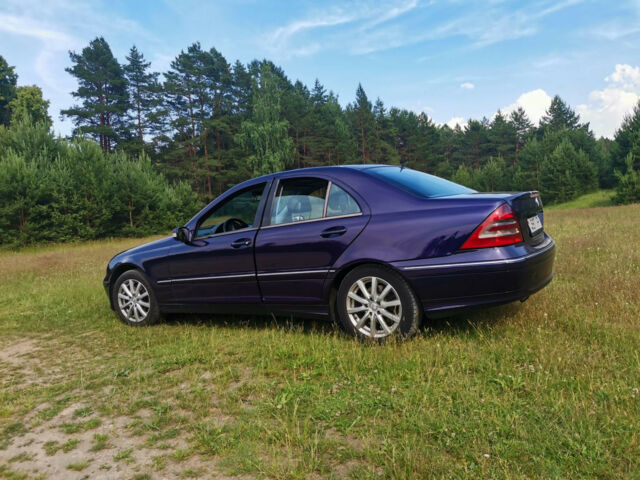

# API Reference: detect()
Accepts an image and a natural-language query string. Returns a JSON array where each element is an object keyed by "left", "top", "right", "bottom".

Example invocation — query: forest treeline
[{"left": 1, "top": 37, "right": 640, "bottom": 246}]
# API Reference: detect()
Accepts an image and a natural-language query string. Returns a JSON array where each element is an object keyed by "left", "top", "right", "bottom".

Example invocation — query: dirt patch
[
  {"left": 0, "top": 338, "right": 40, "bottom": 366},
  {"left": 0, "top": 337, "right": 83, "bottom": 390},
  {"left": 0, "top": 403, "right": 233, "bottom": 479},
  {"left": 0, "top": 338, "right": 42, "bottom": 388},
  {"left": 324, "top": 426, "right": 365, "bottom": 451}
]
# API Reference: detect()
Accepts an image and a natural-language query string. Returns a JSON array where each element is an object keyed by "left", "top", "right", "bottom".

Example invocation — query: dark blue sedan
[{"left": 104, "top": 165, "right": 555, "bottom": 340}]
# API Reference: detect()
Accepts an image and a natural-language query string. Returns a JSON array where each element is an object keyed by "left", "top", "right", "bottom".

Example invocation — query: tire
[
  {"left": 111, "top": 270, "right": 162, "bottom": 327},
  {"left": 336, "top": 264, "right": 422, "bottom": 341}
]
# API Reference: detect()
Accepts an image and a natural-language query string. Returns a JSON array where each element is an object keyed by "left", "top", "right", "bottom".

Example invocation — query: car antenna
[{"left": 400, "top": 154, "right": 407, "bottom": 170}]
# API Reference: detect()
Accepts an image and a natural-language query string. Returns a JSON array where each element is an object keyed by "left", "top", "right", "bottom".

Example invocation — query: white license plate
[{"left": 527, "top": 215, "right": 542, "bottom": 234}]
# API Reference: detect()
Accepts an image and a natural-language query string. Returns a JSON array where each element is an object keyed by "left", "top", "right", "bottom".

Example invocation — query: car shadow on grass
[
  {"left": 162, "top": 301, "right": 523, "bottom": 340},
  {"left": 424, "top": 302, "right": 523, "bottom": 337},
  {"left": 164, "top": 312, "right": 339, "bottom": 335}
]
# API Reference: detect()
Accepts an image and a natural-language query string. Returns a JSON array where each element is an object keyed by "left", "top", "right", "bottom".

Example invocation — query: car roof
[{"left": 256, "top": 164, "right": 395, "bottom": 179}]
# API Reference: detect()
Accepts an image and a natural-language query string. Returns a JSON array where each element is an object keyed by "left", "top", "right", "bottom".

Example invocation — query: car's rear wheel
[
  {"left": 337, "top": 265, "right": 421, "bottom": 341},
  {"left": 112, "top": 270, "right": 161, "bottom": 327}
]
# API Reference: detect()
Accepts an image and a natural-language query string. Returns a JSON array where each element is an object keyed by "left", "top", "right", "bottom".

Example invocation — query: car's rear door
[{"left": 254, "top": 175, "right": 369, "bottom": 304}]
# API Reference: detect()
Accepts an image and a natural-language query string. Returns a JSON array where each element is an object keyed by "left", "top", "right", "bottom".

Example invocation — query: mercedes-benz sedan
[{"left": 104, "top": 165, "right": 555, "bottom": 340}]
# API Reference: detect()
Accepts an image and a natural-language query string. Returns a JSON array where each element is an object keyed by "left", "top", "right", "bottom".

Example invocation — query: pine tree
[
  {"left": 539, "top": 139, "right": 597, "bottom": 203},
  {"left": 161, "top": 43, "right": 207, "bottom": 189},
  {"left": 489, "top": 111, "right": 516, "bottom": 163},
  {"left": 310, "top": 79, "right": 327, "bottom": 106},
  {"left": 123, "top": 46, "right": 160, "bottom": 153},
  {"left": 236, "top": 63, "right": 294, "bottom": 176},
  {"left": 347, "top": 84, "right": 375, "bottom": 163},
  {"left": 509, "top": 107, "right": 533, "bottom": 162},
  {"left": 613, "top": 100, "right": 640, "bottom": 173},
  {"left": 61, "top": 37, "right": 129, "bottom": 152},
  {"left": 463, "top": 119, "right": 491, "bottom": 168},
  {"left": 539, "top": 95, "right": 581, "bottom": 132},
  {"left": 0, "top": 55, "right": 18, "bottom": 126}
]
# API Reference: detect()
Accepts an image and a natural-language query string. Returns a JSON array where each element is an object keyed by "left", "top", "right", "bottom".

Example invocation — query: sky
[{"left": 1, "top": 0, "right": 640, "bottom": 138}]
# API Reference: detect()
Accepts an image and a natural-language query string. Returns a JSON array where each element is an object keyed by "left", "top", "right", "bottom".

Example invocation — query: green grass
[
  {"left": 0, "top": 205, "right": 639, "bottom": 479},
  {"left": 547, "top": 189, "right": 615, "bottom": 209},
  {"left": 66, "top": 460, "right": 90, "bottom": 471}
]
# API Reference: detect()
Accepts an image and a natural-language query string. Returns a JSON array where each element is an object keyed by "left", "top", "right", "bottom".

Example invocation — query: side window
[
  {"left": 326, "top": 184, "right": 361, "bottom": 217},
  {"left": 271, "top": 178, "right": 328, "bottom": 225},
  {"left": 196, "top": 183, "right": 265, "bottom": 238}
]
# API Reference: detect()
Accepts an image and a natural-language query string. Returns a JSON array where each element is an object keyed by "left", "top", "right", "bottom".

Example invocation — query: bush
[
  {"left": 613, "top": 154, "right": 640, "bottom": 205},
  {"left": 539, "top": 139, "right": 598, "bottom": 203},
  {"left": 0, "top": 117, "right": 200, "bottom": 247}
]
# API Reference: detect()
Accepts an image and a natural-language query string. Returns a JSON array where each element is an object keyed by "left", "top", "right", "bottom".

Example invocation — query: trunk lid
[{"left": 504, "top": 191, "right": 545, "bottom": 245}]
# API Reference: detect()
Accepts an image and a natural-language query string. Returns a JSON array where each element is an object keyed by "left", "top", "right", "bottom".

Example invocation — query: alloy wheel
[
  {"left": 117, "top": 278, "right": 150, "bottom": 323},
  {"left": 346, "top": 276, "right": 402, "bottom": 338}
]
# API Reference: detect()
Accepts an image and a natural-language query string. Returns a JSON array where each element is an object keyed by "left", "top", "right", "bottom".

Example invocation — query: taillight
[{"left": 460, "top": 203, "right": 523, "bottom": 249}]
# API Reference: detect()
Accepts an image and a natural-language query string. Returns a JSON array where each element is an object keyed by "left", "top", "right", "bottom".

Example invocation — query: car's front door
[
  {"left": 254, "top": 176, "right": 369, "bottom": 304},
  {"left": 166, "top": 181, "right": 269, "bottom": 305}
]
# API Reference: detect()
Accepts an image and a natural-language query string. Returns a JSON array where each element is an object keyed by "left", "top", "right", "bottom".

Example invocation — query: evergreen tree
[
  {"left": 161, "top": 43, "right": 207, "bottom": 188},
  {"left": 236, "top": 64, "right": 294, "bottom": 176},
  {"left": 613, "top": 100, "right": 640, "bottom": 172},
  {"left": 509, "top": 107, "right": 533, "bottom": 162},
  {"left": 614, "top": 152, "right": 640, "bottom": 205},
  {"left": 61, "top": 37, "right": 129, "bottom": 152},
  {"left": 463, "top": 119, "right": 491, "bottom": 168},
  {"left": 123, "top": 46, "right": 160, "bottom": 153},
  {"left": 539, "top": 138, "right": 597, "bottom": 203},
  {"left": 452, "top": 164, "right": 475, "bottom": 189},
  {"left": 489, "top": 111, "right": 516, "bottom": 163},
  {"left": 539, "top": 95, "right": 581, "bottom": 133},
  {"left": 8, "top": 85, "right": 51, "bottom": 125},
  {"left": 0, "top": 55, "right": 18, "bottom": 126},
  {"left": 310, "top": 79, "right": 327, "bottom": 106},
  {"left": 347, "top": 84, "right": 375, "bottom": 163}
]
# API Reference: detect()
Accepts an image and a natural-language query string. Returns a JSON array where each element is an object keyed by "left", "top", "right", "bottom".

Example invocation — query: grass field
[
  {"left": 546, "top": 189, "right": 615, "bottom": 210},
  {"left": 0, "top": 202, "right": 639, "bottom": 479}
]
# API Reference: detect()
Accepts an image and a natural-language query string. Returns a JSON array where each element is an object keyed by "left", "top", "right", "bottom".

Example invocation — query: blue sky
[{"left": 1, "top": 0, "right": 640, "bottom": 138}]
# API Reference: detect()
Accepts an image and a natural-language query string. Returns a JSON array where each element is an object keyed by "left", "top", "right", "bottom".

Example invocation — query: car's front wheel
[
  {"left": 112, "top": 270, "right": 161, "bottom": 327},
  {"left": 337, "top": 265, "right": 421, "bottom": 341}
]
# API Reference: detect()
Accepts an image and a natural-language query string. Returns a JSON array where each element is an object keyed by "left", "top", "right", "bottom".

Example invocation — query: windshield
[{"left": 364, "top": 166, "right": 475, "bottom": 198}]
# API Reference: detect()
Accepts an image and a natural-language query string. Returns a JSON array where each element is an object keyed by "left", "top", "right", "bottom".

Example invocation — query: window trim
[
  {"left": 193, "top": 182, "right": 268, "bottom": 240},
  {"left": 261, "top": 212, "right": 363, "bottom": 230},
  {"left": 264, "top": 176, "right": 363, "bottom": 229}
]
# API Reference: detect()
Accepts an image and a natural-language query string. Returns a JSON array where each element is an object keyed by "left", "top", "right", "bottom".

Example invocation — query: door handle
[
  {"left": 320, "top": 226, "right": 347, "bottom": 238},
  {"left": 231, "top": 238, "right": 252, "bottom": 248}
]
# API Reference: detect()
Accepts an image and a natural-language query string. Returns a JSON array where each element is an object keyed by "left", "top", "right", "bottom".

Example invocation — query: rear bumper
[{"left": 393, "top": 236, "right": 556, "bottom": 315}]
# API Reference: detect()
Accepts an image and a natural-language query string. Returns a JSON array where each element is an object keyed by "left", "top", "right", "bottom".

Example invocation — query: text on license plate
[{"left": 527, "top": 215, "right": 542, "bottom": 234}]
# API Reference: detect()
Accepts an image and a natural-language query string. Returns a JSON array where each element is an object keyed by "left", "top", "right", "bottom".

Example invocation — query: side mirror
[{"left": 173, "top": 226, "right": 192, "bottom": 244}]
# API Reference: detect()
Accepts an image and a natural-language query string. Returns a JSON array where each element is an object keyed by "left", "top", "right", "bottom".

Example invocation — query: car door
[
  {"left": 166, "top": 181, "right": 269, "bottom": 305},
  {"left": 254, "top": 176, "right": 369, "bottom": 304}
]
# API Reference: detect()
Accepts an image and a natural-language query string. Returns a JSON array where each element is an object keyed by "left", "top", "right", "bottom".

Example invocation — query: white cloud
[
  {"left": 0, "top": 0, "right": 157, "bottom": 136},
  {"left": 0, "top": 13, "right": 77, "bottom": 93},
  {"left": 263, "top": 0, "right": 419, "bottom": 58},
  {"left": 460, "top": 82, "right": 475, "bottom": 90},
  {"left": 263, "top": 0, "right": 581, "bottom": 58},
  {"left": 577, "top": 64, "right": 640, "bottom": 138},
  {"left": 604, "top": 64, "right": 640, "bottom": 89},
  {"left": 446, "top": 117, "right": 467, "bottom": 129},
  {"left": 502, "top": 88, "right": 553, "bottom": 125}
]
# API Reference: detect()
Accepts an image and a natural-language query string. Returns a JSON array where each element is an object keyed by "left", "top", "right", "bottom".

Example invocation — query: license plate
[{"left": 527, "top": 215, "right": 542, "bottom": 234}]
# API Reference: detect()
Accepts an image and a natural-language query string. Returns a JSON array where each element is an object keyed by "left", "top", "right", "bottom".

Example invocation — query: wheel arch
[
  {"left": 108, "top": 263, "right": 142, "bottom": 308},
  {"left": 328, "top": 260, "right": 417, "bottom": 320}
]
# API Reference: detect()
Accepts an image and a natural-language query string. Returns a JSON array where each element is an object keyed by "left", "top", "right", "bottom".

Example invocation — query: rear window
[{"left": 364, "top": 166, "right": 475, "bottom": 198}]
